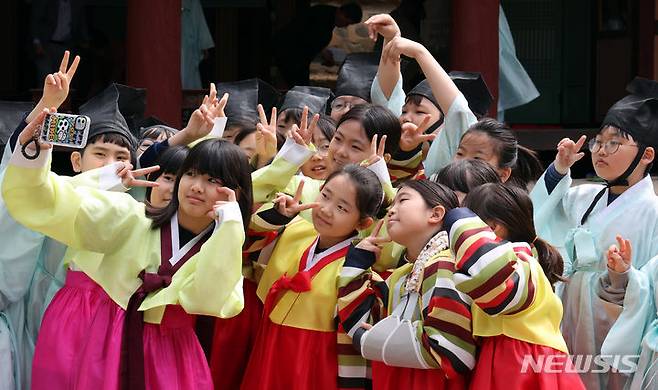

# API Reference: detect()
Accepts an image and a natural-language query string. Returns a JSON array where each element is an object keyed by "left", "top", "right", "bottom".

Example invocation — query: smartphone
[{"left": 40, "top": 113, "right": 90, "bottom": 148}]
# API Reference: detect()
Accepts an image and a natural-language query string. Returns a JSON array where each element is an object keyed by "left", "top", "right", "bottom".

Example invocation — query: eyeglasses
[
  {"left": 330, "top": 99, "right": 354, "bottom": 112},
  {"left": 588, "top": 138, "right": 639, "bottom": 154}
]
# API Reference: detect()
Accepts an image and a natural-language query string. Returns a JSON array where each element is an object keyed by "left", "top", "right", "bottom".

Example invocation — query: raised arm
[
  {"left": 444, "top": 208, "right": 536, "bottom": 316},
  {"left": 2, "top": 112, "right": 147, "bottom": 254}
]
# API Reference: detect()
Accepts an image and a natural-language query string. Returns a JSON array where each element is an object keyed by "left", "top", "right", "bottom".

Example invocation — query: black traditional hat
[
  {"left": 448, "top": 71, "right": 494, "bottom": 117},
  {"left": 216, "top": 78, "right": 280, "bottom": 124},
  {"left": 114, "top": 84, "right": 146, "bottom": 137},
  {"left": 79, "top": 84, "right": 137, "bottom": 148},
  {"left": 281, "top": 85, "right": 333, "bottom": 114},
  {"left": 335, "top": 53, "right": 379, "bottom": 102},
  {"left": 408, "top": 79, "right": 438, "bottom": 108},
  {"left": 281, "top": 90, "right": 331, "bottom": 115},
  {"left": 602, "top": 77, "right": 658, "bottom": 148}
]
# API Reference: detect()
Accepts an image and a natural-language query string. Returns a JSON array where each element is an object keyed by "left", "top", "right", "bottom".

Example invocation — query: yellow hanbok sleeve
[
  {"left": 63, "top": 162, "right": 129, "bottom": 192},
  {"left": 251, "top": 138, "right": 313, "bottom": 203},
  {"left": 2, "top": 147, "right": 148, "bottom": 255},
  {"left": 141, "top": 202, "right": 245, "bottom": 322}
]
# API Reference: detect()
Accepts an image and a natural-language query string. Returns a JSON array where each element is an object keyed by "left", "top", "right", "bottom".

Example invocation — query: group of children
[{"left": 1, "top": 13, "right": 657, "bottom": 390}]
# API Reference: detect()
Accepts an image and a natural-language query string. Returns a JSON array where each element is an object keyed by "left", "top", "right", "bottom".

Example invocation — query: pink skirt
[
  {"left": 143, "top": 305, "right": 213, "bottom": 390},
  {"left": 31, "top": 271, "right": 125, "bottom": 390}
]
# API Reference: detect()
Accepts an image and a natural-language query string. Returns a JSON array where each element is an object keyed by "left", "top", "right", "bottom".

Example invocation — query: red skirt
[
  {"left": 209, "top": 279, "right": 262, "bottom": 389},
  {"left": 241, "top": 318, "right": 338, "bottom": 390},
  {"left": 469, "top": 335, "right": 585, "bottom": 390},
  {"left": 372, "top": 361, "right": 467, "bottom": 390}
]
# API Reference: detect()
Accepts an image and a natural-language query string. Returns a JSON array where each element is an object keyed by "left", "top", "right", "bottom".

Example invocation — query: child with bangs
[
  {"left": 4, "top": 114, "right": 251, "bottom": 389},
  {"left": 242, "top": 164, "right": 388, "bottom": 389}
]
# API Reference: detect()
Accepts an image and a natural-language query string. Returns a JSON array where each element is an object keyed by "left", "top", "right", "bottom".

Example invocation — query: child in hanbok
[
  {"left": 530, "top": 77, "right": 658, "bottom": 389},
  {"left": 455, "top": 183, "right": 584, "bottom": 389},
  {"left": 338, "top": 180, "right": 476, "bottom": 389},
  {"left": 3, "top": 112, "right": 249, "bottom": 390},
  {"left": 241, "top": 164, "right": 388, "bottom": 389}
]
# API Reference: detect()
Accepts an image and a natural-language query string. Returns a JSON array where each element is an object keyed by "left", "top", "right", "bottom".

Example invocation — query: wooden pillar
[
  {"left": 451, "top": 0, "right": 499, "bottom": 117},
  {"left": 126, "top": 0, "right": 182, "bottom": 127}
]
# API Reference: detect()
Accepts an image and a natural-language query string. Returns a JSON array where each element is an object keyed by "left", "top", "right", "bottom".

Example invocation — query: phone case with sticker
[{"left": 40, "top": 113, "right": 90, "bottom": 148}]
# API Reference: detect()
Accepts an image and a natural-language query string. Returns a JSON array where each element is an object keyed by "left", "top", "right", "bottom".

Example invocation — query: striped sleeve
[
  {"left": 336, "top": 246, "right": 387, "bottom": 389},
  {"left": 387, "top": 147, "right": 423, "bottom": 183},
  {"left": 444, "top": 207, "right": 536, "bottom": 316},
  {"left": 337, "top": 246, "right": 388, "bottom": 340}
]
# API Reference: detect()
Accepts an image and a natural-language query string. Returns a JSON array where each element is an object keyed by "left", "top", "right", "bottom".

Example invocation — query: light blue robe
[
  {"left": 181, "top": 0, "right": 214, "bottom": 90},
  {"left": 531, "top": 171, "right": 658, "bottom": 390},
  {"left": 497, "top": 5, "right": 539, "bottom": 121}
]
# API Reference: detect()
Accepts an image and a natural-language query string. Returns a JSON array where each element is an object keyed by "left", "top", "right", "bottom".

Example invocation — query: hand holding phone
[{"left": 40, "top": 113, "right": 90, "bottom": 148}]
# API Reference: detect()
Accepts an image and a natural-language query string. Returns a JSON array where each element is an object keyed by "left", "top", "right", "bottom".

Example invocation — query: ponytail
[
  {"left": 464, "top": 119, "right": 543, "bottom": 189},
  {"left": 532, "top": 238, "right": 566, "bottom": 286},
  {"left": 508, "top": 145, "right": 544, "bottom": 189}
]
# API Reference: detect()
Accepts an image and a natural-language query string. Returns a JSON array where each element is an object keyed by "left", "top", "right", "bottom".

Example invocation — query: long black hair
[
  {"left": 146, "top": 139, "right": 253, "bottom": 232},
  {"left": 145, "top": 145, "right": 189, "bottom": 202},
  {"left": 463, "top": 183, "right": 564, "bottom": 286},
  {"left": 463, "top": 118, "right": 543, "bottom": 188},
  {"left": 337, "top": 104, "right": 401, "bottom": 156}
]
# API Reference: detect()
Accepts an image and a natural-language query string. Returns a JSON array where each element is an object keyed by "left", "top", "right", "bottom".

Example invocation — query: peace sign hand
[
  {"left": 273, "top": 180, "right": 319, "bottom": 218},
  {"left": 355, "top": 219, "right": 392, "bottom": 259},
  {"left": 207, "top": 187, "right": 238, "bottom": 221},
  {"left": 290, "top": 106, "right": 319, "bottom": 147},
  {"left": 554, "top": 135, "right": 586, "bottom": 175},
  {"left": 204, "top": 84, "right": 229, "bottom": 119},
  {"left": 361, "top": 134, "right": 387, "bottom": 167},
  {"left": 399, "top": 116, "right": 436, "bottom": 152},
  {"left": 606, "top": 235, "right": 632, "bottom": 274},
  {"left": 42, "top": 51, "right": 80, "bottom": 109},
  {"left": 116, "top": 163, "right": 160, "bottom": 189},
  {"left": 256, "top": 104, "right": 278, "bottom": 161}
]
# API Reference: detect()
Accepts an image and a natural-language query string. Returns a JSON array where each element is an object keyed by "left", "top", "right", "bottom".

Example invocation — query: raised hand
[
  {"left": 381, "top": 36, "right": 426, "bottom": 65},
  {"left": 399, "top": 115, "right": 436, "bottom": 152},
  {"left": 176, "top": 84, "right": 228, "bottom": 145},
  {"left": 361, "top": 134, "right": 387, "bottom": 167},
  {"left": 42, "top": 50, "right": 80, "bottom": 108},
  {"left": 116, "top": 163, "right": 160, "bottom": 189},
  {"left": 290, "top": 106, "right": 319, "bottom": 147},
  {"left": 255, "top": 104, "right": 278, "bottom": 162},
  {"left": 207, "top": 187, "right": 238, "bottom": 221},
  {"left": 364, "top": 14, "right": 400, "bottom": 41},
  {"left": 273, "top": 180, "right": 318, "bottom": 218},
  {"left": 606, "top": 235, "right": 632, "bottom": 273},
  {"left": 554, "top": 135, "right": 586, "bottom": 175},
  {"left": 355, "top": 219, "right": 392, "bottom": 259}
]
